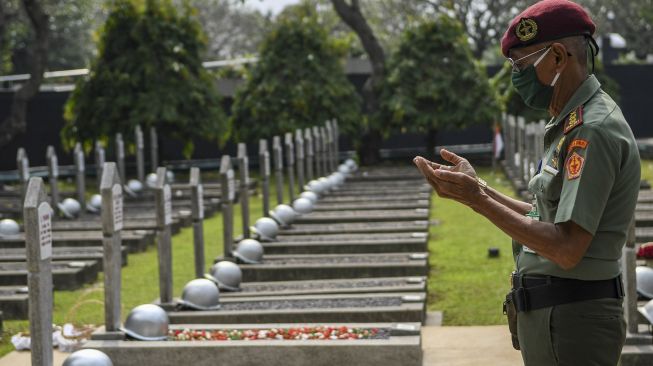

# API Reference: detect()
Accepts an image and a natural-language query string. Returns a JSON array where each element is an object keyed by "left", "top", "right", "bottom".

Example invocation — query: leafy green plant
[
  {"left": 62, "top": 0, "right": 227, "bottom": 157},
  {"left": 229, "top": 4, "right": 361, "bottom": 142},
  {"left": 380, "top": 15, "right": 500, "bottom": 154}
]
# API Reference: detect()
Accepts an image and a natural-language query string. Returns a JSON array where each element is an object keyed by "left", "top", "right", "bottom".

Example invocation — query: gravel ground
[
  {"left": 275, "top": 233, "right": 416, "bottom": 242},
  {"left": 301, "top": 211, "right": 424, "bottom": 218},
  {"left": 282, "top": 222, "right": 427, "bottom": 231},
  {"left": 0, "top": 262, "right": 88, "bottom": 270},
  {"left": 239, "top": 278, "right": 412, "bottom": 293},
  {"left": 259, "top": 255, "right": 417, "bottom": 265},
  {"left": 218, "top": 297, "right": 403, "bottom": 311}
]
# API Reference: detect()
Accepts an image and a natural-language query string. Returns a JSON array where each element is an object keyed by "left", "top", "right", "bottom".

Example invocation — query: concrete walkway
[
  {"left": 0, "top": 325, "right": 524, "bottom": 366},
  {"left": 422, "top": 325, "right": 523, "bottom": 366}
]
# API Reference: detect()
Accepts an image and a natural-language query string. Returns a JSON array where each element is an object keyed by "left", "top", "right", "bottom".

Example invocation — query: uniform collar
[{"left": 546, "top": 75, "right": 601, "bottom": 130}]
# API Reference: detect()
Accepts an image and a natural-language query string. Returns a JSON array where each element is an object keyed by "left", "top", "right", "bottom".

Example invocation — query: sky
[{"left": 245, "top": 0, "right": 301, "bottom": 15}]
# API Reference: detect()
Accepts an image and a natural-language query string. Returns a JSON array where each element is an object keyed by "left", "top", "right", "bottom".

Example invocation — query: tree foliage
[
  {"left": 189, "top": 0, "right": 270, "bottom": 60},
  {"left": 1, "top": 0, "right": 105, "bottom": 73},
  {"left": 577, "top": 0, "right": 653, "bottom": 60},
  {"left": 230, "top": 4, "right": 361, "bottom": 142},
  {"left": 62, "top": 0, "right": 227, "bottom": 157},
  {"left": 420, "top": 0, "right": 536, "bottom": 59},
  {"left": 380, "top": 15, "right": 499, "bottom": 146},
  {"left": 0, "top": 0, "right": 50, "bottom": 148}
]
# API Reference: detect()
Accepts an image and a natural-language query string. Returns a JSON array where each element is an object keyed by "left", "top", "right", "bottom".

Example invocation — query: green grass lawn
[
  {"left": 640, "top": 160, "right": 653, "bottom": 184},
  {"left": 427, "top": 167, "right": 517, "bottom": 325}
]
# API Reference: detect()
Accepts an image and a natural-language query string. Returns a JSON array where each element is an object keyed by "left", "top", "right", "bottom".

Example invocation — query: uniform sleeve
[{"left": 554, "top": 124, "right": 620, "bottom": 235}]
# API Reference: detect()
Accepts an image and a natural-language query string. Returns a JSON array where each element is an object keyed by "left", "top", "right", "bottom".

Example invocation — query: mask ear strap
[
  {"left": 587, "top": 35, "right": 599, "bottom": 74},
  {"left": 533, "top": 47, "right": 551, "bottom": 67}
]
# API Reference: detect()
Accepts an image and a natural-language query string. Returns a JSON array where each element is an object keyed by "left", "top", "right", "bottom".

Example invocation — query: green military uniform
[{"left": 515, "top": 75, "right": 640, "bottom": 365}]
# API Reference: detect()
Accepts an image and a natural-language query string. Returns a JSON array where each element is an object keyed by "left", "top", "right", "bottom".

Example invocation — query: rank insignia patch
[
  {"left": 566, "top": 152, "right": 584, "bottom": 180},
  {"left": 564, "top": 106, "right": 584, "bottom": 134},
  {"left": 567, "top": 139, "right": 589, "bottom": 153}
]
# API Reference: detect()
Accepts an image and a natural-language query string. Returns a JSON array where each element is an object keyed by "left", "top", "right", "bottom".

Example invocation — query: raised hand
[
  {"left": 435, "top": 149, "right": 477, "bottom": 179},
  {"left": 413, "top": 155, "right": 484, "bottom": 207}
]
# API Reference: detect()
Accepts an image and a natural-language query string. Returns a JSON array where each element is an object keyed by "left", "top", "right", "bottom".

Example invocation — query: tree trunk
[
  {"left": 331, "top": 0, "right": 385, "bottom": 165},
  {"left": 0, "top": 0, "right": 49, "bottom": 148},
  {"left": 359, "top": 128, "right": 383, "bottom": 166}
]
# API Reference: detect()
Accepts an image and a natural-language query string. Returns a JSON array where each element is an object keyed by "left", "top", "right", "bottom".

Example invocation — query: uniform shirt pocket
[{"left": 530, "top": 171, "right": 562, "bottom": 203}]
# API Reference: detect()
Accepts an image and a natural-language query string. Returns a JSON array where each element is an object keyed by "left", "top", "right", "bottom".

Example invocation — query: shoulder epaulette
[{"left": 563, "top": 105, "right": 584, "bottom": 135}]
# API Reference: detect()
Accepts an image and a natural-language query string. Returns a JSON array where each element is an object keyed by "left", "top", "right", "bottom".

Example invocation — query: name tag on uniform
[{"left": 543, "top": 165, "right": 559, "bottom": 176}]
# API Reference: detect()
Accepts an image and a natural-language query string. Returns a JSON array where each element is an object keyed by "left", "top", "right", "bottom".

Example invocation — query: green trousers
[{"left": 517, "top": 298, "right": 626, "bottom": 366}]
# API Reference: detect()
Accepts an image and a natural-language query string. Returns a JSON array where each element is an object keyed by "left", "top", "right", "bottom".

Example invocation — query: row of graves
[
  {"left": 0, "top": 125, "right": 238, "bottom": 321},
  {"left": 13, "top": 120, "right": 430, "bottom": 366},
  {"left": 500, "top": 115, "right": 653, "bottom": 366}
]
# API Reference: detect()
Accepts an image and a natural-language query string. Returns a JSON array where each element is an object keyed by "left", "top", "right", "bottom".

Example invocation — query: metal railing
[{"left": 0, "top": 57, "right": 259, "bottom": 86}]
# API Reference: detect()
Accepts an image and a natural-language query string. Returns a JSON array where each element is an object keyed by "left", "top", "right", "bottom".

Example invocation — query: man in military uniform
[{"left": 414, "top": 0, "right": 640, "bottom": 364}]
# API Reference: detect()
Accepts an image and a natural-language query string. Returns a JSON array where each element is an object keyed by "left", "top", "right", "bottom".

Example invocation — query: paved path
[
  {"left": 422, "top": 325, "right": 523, "bottom": 366},
  {"left": 0, "top": 325, "right": 524, "bottom": 366}
]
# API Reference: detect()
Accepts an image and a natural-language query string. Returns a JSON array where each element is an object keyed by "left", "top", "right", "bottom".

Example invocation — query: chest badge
[
  {"left": 550, "top": 136, "right": 566, "bottom": 170},
  {"left": 566, "top": 152, "right": 585, "bottom": 180},
  {"left": 564, "top": 106, "right": 584, "bottom": 134}
]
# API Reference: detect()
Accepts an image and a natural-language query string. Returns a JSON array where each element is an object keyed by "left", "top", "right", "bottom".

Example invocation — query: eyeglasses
[{"left": 507, "top": 46, "right": 551, "bottom": 72}]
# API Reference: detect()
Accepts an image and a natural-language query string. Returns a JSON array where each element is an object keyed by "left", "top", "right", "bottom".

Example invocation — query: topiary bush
[
  {"left": 229, "top": 4, "right": 361, "bottom": 143},
  {"left": 380, "top": 15, "right": 500, "bottom": 154},
  {"left": 62, "top": 0, "right": 227, "bottom": 157}
]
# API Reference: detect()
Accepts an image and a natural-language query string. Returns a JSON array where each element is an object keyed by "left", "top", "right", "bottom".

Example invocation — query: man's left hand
[{"left": 413, "top": 156, "right": 484, "bottom": 207}]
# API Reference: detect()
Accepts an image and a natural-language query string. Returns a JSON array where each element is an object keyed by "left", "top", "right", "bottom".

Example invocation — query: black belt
[{"left": 509, "top": 273, "right": 624, "bottom": 313}]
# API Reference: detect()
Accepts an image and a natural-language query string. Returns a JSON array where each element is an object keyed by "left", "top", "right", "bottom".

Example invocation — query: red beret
[{"left": 500, "top": 0, "right": 596, "bottom": 57}]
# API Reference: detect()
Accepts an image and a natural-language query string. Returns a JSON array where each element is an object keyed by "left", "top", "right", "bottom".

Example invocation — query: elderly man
[{"left": 414, "top": 0, "right": 640, "bottom": 364}]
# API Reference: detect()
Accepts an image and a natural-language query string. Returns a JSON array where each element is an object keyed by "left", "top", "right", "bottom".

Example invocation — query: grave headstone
[
  {"left": 319, "top": 126, "right": 329, "bottom": 175},
  {"left": 332, "top": 119, "right": 340, "bottom": 165},
  {"left": 190, "top": 167, "right": 205, "bottom": 278},
  {"left": 285, "top": 133, "right": 296, "bottom": 202},
  {"left": 135, "top": 125, "right": 145, "bottom": 183},
  {"left": 304, "top": 128, "right": 314, "bottom": 181},
  {"left": 150, "top": 127, "right": 159, "bottom": 173},
  {"left": 46, "top": 146, "right": 60, "bottom": 211},
  {"left": 295, "top": 130, "right": 306, "bottom": 190},
  {"left": 74, "top": 143, "right": 86, "bottom": 211},
  {"left": 516, "top": 117, "right": 525, "bottom": 181},
  {"left": 220, "top": 156, "right": 235, "bottom": 259},
  {"left": 24, "top": 177, "right": 53, "bottom": 366},
  {"left": 115, "top": 133, "right": 126, "bottom": 184},
  {"left": 16, "top": 148, "right": 29, "bottom": 201},
  {"left": 272, "top": 136, "right": 284, "bottom": 205},
  {"left": 325, "top": 121, "right": 334, "bottom": 172},
  {"left": 312, "top": 126, "right": 322, "bottom": 177},
  {"left": 506, "top": 116, "right": 516, "bottom": 170},
  {"left": 155, "top": 167, "right": 173, "bottom": 304},
  {"left": 237, "top": 143, "right": 250, "bottom": 238},
  {"left": 525, "top": 123, "right": 535, "bottom": 180},
  {"left": 500, "top": 114, "right": 509, "bottom": 166},
  {"left": 100, "top": 163, "right": 122, "bottom": 332},
  {"left": 623, "top": 217, "right": 638, "bottom": 334},
  {"left": 95, "top": 141, "right": 106, "bottom": 190},
  {"left": 259, "top": 140, "right": 271, "bottom": 217}
]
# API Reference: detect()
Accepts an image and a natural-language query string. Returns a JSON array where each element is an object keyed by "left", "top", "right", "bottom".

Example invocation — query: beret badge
[{"left": 516, "top": 18, "right": 538, "bottom": 42}]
